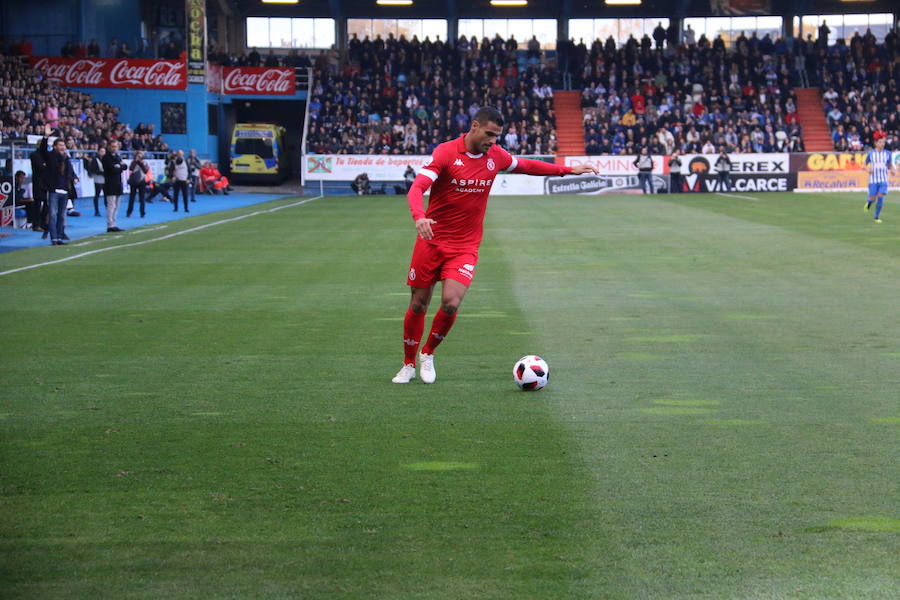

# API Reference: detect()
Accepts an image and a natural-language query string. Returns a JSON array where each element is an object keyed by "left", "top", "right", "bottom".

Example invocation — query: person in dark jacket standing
[
  {"left": 102, "top": 140, "right": 127, "bottom": 232},
  {"left": 714, "top": 148, "right": 733, "bottom": 192},
  {"left": 45, "top": 138, "right": 78, "bottom": 245},
  {"left": 85, "top": 147, "right": 106, "bottom": 216},
  {"left": 29, "top": 135, "right": 50, "bottom": 234},
  {"left": 633, "top": 147, "right": 654, "bottom": 194},
  {"left": 127, "top": 151, "right": 149, "bottom": 219}
]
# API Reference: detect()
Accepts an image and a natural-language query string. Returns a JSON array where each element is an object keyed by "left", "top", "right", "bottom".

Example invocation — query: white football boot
[
  {"left": 419, "top": 352, "right": 436, "bottom": 384},
  {"left": 392, "top": 364, "right": 416, "bottom": 384}
]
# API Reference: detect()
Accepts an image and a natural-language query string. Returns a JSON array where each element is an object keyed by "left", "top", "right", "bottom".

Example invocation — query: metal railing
[
  {"left": 0, "top": 145, "right": 194, "bottom": 162},
  {"left": 300, "top": 69, "right": 314, "bottom": 185},
  {"left": 295, "top": 67, "right": 312, "bottom": 89}
]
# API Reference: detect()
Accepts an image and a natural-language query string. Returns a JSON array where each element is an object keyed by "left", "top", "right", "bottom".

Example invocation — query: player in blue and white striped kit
[{"left": 864, "top": 131, "right": 894, "bottom": 223}]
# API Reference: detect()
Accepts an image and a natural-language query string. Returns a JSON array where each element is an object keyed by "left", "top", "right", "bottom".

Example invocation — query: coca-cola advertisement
[
  {"left": 28, "top": 57, "right": 187, "bottom": 90},
  {"left": 222, "top": 67, "right": 295, "bottom": 96}
]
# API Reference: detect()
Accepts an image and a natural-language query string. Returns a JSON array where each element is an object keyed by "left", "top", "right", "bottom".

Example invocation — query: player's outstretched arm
[
  {"left": 509, "top": 157, "right": 597, "bottom": 176},
  {"left": 407, "top": 173, "right": 437, "bottom": 240},
  {"left": 567, "top": 163, "right": 599, "bottom": 175}
]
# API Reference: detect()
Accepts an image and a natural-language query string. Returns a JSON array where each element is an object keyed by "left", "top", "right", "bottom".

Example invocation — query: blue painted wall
[
  {"left": 80, "top": 0, "right": 142, "bottom": 52},
  {"left": 0, "top": 0, "right": 140, "bottom": 56},
  {"left": 72, "top": 86, "right": 308, "bottom": 162},
  {"left": 73, "top": 84, "right": 213, "bottom": 158}
]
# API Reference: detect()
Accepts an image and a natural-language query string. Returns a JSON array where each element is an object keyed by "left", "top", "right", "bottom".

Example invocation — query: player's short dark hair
[{"left": 473, "top": 107, "right": 504, "bottom": 128}]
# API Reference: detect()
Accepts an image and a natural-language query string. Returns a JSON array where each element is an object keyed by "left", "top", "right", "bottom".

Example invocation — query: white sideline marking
[
  {"left": 131, "top": 225, "right": 168, "bottom": 234},
  {"left": 0, "top": 195, "right": 324, "bottom": 277},
  {"left": 716, "top": 192, "right": 759, "bottom": 201}
]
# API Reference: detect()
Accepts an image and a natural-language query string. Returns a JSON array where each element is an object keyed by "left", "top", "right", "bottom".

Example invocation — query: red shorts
[{"left": 406, "top": 238, "right": 478, "bottom": 288}]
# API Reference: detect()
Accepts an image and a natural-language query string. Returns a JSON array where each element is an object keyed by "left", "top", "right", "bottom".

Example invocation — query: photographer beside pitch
[
  {"left": 392, "top": 107, "right": 597, "bottom": 384},
  {"left": 633, "top": 147, "right": 654, "bottom": 194},
  {"left": 715, "top": 148, "right": 733, "bottom": 192},
  {"left": 668, "top": 150, "right": 683, "bottom": 193}
]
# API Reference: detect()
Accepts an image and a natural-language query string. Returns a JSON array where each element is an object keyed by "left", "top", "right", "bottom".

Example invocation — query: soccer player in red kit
[{"left": 392, "top": 107, "right": 598, "bottom": 384}]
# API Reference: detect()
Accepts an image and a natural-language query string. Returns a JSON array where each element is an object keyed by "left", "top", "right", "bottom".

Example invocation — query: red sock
[
  {"left": 403, "top": 308, "right": 426, "bottom": 366},
  {"left": 421, "top": 308, "right": 457, "bottom": 355}
]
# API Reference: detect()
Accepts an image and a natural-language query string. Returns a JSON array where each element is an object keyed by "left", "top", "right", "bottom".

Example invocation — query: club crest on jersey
[
  {"left": 453, "top": 158, "right": 465, "bottom": 167},
  {"left": 486, "top": 158, "right": 495, "bottom": 171}
]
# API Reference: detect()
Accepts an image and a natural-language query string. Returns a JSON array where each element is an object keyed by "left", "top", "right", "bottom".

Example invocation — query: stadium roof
[{"left": 231, "top": 0, "right": 898, "bottom": 20}]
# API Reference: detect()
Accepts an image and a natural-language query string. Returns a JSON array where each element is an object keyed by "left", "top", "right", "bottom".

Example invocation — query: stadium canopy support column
[
  {"left": 559, "top": 0, "right": 570, "bottom": 46},
  {"left": 447, "top": 0, "right": 458, "bottom": 42}
]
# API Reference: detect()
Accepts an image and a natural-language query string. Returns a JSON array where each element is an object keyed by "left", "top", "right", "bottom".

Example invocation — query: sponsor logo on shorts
[
  {"left": 486, "top": 158, "right": 495, "bottom": 171},
  {"left": 457, "top": 265, "right": 474, "bottom": 279},
  {"left": 408, "top": 267, "right": 416, "bottom": 281}
]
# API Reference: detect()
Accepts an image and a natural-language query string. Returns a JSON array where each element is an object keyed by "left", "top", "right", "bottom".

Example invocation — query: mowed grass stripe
[
  {"left": 491, "top": 193, "right": 899, "bottom": 598},
  {"left": 1, "top": 195, "right": 601, "bottom": 599},
  {"left": 663, "top": 191, "right": 900, "bottom": 257}
]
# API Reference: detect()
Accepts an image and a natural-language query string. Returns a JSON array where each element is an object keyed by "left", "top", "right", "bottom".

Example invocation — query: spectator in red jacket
[
  {"left": 200, "top": 162, "right": 230, "bottom": 195},
  {"left": 631, "top": 91, "right": 646, "bottom": 115}
]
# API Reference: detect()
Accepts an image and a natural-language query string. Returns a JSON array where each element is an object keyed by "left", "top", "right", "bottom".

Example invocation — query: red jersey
[
  {"left": 631, "top": 94, "right": 646, "bottom": 115},
  {"left": 414, "top": 134, "right": 516, "bottom": 251}
]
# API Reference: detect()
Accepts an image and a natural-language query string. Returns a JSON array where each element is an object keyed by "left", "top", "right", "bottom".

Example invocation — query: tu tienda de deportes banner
[
  {"left": 29, "top": 57, "right": 187, "bottom": 90},
  {"left": 304, "top": 154, "right": 432, "bottom": 181},
  {"left": 303, "top": 154, "right": 551, "bottom": 195},
  {"left": 791, "top": 152, "right": 900, "bottom": 192}
]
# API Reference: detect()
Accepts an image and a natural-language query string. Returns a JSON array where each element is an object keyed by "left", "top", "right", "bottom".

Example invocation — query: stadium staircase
[
  {"left": 795, "top": 88, "right": 833, "bottom": 152},
  {"left": 553, "top": 90, "right": 586, "bottom": 155}
]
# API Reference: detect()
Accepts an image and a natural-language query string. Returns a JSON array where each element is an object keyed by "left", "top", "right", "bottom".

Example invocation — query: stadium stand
[
  {"left": 305, "top": 34, "right": 559, "bottom": 156},
  {"left": 566, "top": 36, "right": 804, "bottom": 155},
  {"left": 0, "top": 54, "right": 169, "bottom": 154},
  {"left": 806, "top": 28, "right": 899, "bottom": 150}
]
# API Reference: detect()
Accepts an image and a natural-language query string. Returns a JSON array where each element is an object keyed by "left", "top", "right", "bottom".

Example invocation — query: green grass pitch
[{"left": 1, "top": 191, "right": 898, "bottom": 599}]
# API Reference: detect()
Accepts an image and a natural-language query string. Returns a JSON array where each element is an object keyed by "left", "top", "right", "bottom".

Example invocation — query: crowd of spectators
[
  {"left": 6, "top": 20, "right": 897, "bottom": 158},
  {"left": 567, "top": 30, "right": 804, "bottom": 155},
  {"left": 808, "top": 27, "right": 899, "bottom": 151},
  {"left": 208, "top": 46, "right": 314, "bottom": 69},
  {"left": 302, "top": 24, "right": 894, "bottom": 156},
  {"left": 0, "top": 36, "right": 156, "bottom": 60},
  {"left": 305, "top": 33, "right": 558, "bottom": 156},
  {"left": 0, "top": 55, "right": 169, "bottom": 156}
]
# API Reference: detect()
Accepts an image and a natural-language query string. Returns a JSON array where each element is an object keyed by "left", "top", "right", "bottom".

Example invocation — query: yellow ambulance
[{"left": 229, "top": 123, "right": 288, "bottom": 183}]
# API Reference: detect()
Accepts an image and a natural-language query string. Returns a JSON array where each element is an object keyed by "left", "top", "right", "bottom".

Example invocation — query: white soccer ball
[{"left": 513, "top": 355, "right": 550, "bottom": 391}]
